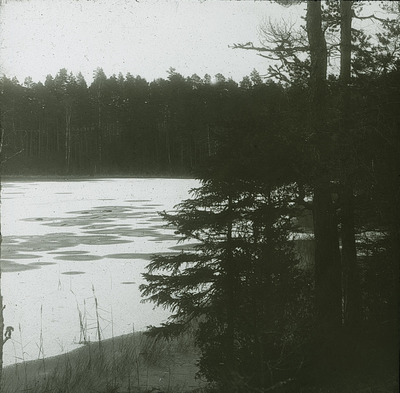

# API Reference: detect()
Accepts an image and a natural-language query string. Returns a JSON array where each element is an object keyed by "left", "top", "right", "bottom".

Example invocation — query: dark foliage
[{"left": 140, "top": 177, "right": 311, "bottom": 392}]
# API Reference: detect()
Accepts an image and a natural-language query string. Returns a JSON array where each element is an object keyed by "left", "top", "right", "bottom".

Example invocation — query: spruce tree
[{"left": 140, "top": 176, "right": 302, "bottom": 391}]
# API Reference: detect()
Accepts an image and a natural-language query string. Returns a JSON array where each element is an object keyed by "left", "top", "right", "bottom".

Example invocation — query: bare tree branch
[{"left": 353, "top": 14, "right": 391, "bottom": 23}]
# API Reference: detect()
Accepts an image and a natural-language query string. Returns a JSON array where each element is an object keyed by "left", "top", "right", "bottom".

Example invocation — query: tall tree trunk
[
  {"left": 341, "top": 185, "right": 362, "bottom": 326},
  {"left": 56, "top": 120, "right": 60, "bottom": 153},
  {"left": 339, "top": 0, "right": 362, "bottom": 328},
  {"left": 313, "top": 185, "right": 342, "bottom": 330},
  {"left": 225, "top": 194, "right": 237, "bottom": 390},
  {"left": 226, "top": 195, "right": 234, "bottom": 350},
  {"left": 97, "top": 88, "right": 103, "bottom": 174},
  {"left": 165, "top": 127, "right": 171, "bottom": 170},
  {"left": 306, "top": 1, "right": 343, "bottom": 374},
  {"left": 65, "top": 105, "right": 72, "bottom": 174}
]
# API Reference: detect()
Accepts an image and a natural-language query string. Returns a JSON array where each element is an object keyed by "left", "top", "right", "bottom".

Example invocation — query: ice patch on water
[{"left": 1, "top": 178, "right": 198, "bottom": 366}]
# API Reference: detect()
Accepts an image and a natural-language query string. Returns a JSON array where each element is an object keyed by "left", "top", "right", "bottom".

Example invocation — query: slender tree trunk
[
  {"left": 97, "top": 87, "right": 103, "bottom": 174},
  {"left": 341, "top": 184, "right": 362, "bottom": 326},
  {"left": 38, "top": 109, "right": 44, "bottom": 159},
  {"left": 45, "top": 113, "right": 49, "bottom": 157},
  {"left": 225, "top": 194, "right": 237, "bottom": 390},
  {"left": 207, "top": 125, "right": 211, "bottom": 157},
  {"left": 165, "top": 127, "right": 171, "bottom": 169},
  {"left": 253, "top": 196, "right": 272, "bottom": 389},
  {"left": 339, "top": 0, "right": 362, "bottom": 328},
  {"left": 65, "top": 105, "right": 72, "bottom": 174},
  {"left": 306, "top": 1, "right": 343, "bottom": 374},
  {"left": 56, "top": 120, "right": 60, "bottom": 153},
  {"left": 340, "top": 1, "right": 352, "bottom": 84},
  {"left": 28, "top": 131, "right": 32, "bottom": 157},
  {"left": 313, "top": 185, "right": 342, "bottom": 329}
]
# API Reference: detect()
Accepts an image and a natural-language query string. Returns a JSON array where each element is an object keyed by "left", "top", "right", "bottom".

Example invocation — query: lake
[{"left": 0, "top": 178, "right": 198, "bottom": 366}]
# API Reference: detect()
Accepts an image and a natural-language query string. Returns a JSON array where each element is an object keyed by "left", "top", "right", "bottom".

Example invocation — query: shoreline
[
  {"left": 3, "top": 331, "right": 205, "bottom": 392},
  {"left": 0, "top": 174, "right": 196, "bottom": 182},
  {"left": 4, "top": 332, "right": 133, "bottom": 370}
]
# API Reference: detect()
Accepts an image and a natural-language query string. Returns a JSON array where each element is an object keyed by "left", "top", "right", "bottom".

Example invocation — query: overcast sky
[{"left": 0, "top": 0, "right": 308, "bottom": 84}]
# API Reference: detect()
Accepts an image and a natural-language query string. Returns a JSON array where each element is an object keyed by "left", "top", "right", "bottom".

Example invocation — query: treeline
[{"left": 0, "top": 68, "right": 272, "bottom": 175}]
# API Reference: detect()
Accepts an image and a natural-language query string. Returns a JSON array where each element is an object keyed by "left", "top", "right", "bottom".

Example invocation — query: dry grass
[{"left": 2, "top": 332, "right": 207, "bottom": 393}]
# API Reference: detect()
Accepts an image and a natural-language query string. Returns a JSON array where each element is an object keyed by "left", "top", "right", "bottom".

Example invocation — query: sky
[{"left": 0, "top": 0, "right": 307, "bottom": 84}]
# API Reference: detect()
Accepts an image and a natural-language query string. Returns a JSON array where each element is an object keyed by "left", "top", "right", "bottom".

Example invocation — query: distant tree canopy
[{"left": 0, "top": 68, "right": 277, "bottom": 176}]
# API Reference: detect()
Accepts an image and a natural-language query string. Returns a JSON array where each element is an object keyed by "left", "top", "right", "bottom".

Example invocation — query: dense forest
[
  {"left": 0, "top": 1, "right": 399, "bottom": 392},
  {"left": 0, "top": 67, "right": 270, "bottom": 176}
]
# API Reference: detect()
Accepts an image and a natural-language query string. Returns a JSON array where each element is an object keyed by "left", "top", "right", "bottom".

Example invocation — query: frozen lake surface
[{"left": 1, "top": 178, "right": 198, "bottom": 366}]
